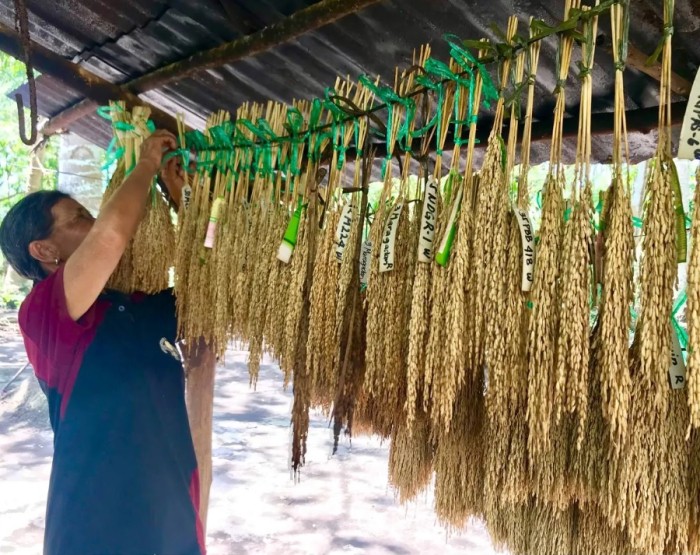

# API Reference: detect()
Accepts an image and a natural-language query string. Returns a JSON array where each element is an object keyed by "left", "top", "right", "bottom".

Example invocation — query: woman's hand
[
  {"left": 159, "top": 155, "right": 186, "bottom": 208},
  {"left": 138, "top": 130, "right": 178, "bottom": 174}
]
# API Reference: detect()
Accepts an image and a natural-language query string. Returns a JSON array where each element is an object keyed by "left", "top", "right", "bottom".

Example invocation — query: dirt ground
[{"left": 0, "top": 311, "right": 497, "bottom": 555}]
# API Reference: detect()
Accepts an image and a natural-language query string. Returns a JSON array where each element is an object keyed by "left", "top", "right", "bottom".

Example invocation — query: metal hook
[
  {"left": 14, "top": 0, "right": 38, "bottom": 146},
  {"left": 16, "top": 89, "right": 38, "bottom": 146}
]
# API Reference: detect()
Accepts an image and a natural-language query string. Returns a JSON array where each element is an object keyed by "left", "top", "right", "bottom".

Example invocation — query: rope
[{"left": 13, "top": 0, "right": 38, "bottom": 146}]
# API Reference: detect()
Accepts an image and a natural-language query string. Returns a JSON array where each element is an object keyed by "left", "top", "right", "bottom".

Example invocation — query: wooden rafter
[
  {"left": 41, "top": 0, "right": 383, "bottom": 135},
  {"left": 602, "top": 40, "right": 693, "bottom": 98}
]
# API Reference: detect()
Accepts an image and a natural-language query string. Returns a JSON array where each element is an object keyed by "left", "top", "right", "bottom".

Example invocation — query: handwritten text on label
[
  {"left": 380, "top": 202, "right": 403, "bottom": 273},
  {"left": 418, "top": 178, "right": 439, "bottom": 263},
  {"left": 335, "top": 203, "right": 354, "bottom": 262},
  {"left": 677, "top": 68, "right": 700, "bottom": 160},
  {"left": 670, "top": 324, "right": 687, "bottom": 390},
  {"left": 182, "top": 186, "right": 192, "bottom": 210},
  {"left": 359, "top": 240, "right": 372, "bottom": 291}
]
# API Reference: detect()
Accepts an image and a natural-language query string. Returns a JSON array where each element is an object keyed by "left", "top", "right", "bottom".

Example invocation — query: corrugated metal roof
[{"left": 4, "top": 0, "right": 700, "bottom": 165}]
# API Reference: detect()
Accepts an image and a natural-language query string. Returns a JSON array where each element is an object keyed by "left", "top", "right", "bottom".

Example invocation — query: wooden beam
[
  {"left": 601, "top": 39, "right": 693, "bottom": 98},
  {"left": 0, "top": 21, "right": 179, "bottom": 134},
  {"left": 128, "top": 0, "right": 382, "bottom": 93},
  {"left": 43, "top": 0, "right": 382, "bottom": 135},
  {"left": 625, "top": 43, "right": 693, "bottom": 98}
]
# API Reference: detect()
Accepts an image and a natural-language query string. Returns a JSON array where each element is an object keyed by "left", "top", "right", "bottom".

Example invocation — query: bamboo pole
[{"left": 352, "top": 101, "right": 687, "bottom": 162}]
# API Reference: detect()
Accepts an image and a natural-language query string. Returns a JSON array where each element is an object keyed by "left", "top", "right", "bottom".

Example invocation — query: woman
[{"left": 0, "top": 130, "right": 206, "bottom": 555}]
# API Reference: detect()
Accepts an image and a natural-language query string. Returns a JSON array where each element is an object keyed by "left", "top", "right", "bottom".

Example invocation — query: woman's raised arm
[{"left": 63, "top": 130, "right": 177, "bottom": 321}]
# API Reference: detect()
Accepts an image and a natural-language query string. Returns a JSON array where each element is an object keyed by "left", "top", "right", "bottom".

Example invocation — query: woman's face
[{"left": 49, "top": 198, "right": 95, "bottom": 260}]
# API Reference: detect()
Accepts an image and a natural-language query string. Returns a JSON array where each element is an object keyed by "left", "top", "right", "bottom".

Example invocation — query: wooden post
[{"left": 184, "top": 339, "right": 216, "bottom": 532}]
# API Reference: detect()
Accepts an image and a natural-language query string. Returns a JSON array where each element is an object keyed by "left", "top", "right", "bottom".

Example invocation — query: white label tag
[
  {"left": 379, "top": 202, "right": 403, "bottom": 273},
  {"left": 182, "top": 185, "right": 192, "bottom": 210},
  {"left": 335, "top": 203, "right": 354, "bottom": 263},
  {"left": 359, "top": 240, "right": 372, "bottom": 290},
  {"left": 514, "top": 207, "right": 535, "bottom": 292},
  {"left": 669, "top": 324, "right": 687, "bottom": 390},
  {"left": 677, "top": 68, "right": 700, "bottom": 160},
  {"left": 418, "top": 178, "right": 439, "bottom": 263}
]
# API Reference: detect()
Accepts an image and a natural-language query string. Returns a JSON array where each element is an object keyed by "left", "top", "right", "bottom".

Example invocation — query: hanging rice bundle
[
  {"left": 526, "top": 0, "right": 577, "bottom": 477},
  {"left": 687, "top": 170, "right": 700, "bottom": 427},
  {"left": 499, "top": 25, "right": 541, "bottom": 508},
  {"left": 484, "top": 501, "right": 532, "bottom": 555},
  {"left": 570, "top": 320, "right": 615, "bottom": 513},
  {"left": 621, "top": 330, "right": 689, "bottom": 554},
  {"left": 484, "top": 25, "right": 546, "bottom": 518},
  {"left": 175, "top": 111, "right": 227, "bottom": 345},
  {"left": 419, "top": 78, "right": 457, "bottom": 429},
  {"left": 567, "top": 3, "right": 631, "bottom": 518},
  {"left": 306, "top": 199, "right": 341, "bottom": 406},
  {"left": 432, "top": 41, "right": 497, "bottom": 532},
  {"left": 307, "top": 79, "right": 366, "bottom": 408},
  {"left": 384, "top": 194, "right": 424, "bottom": 497},
  {"left": 287, "top": 103, "right": 336, "bottom": 472},
  {"left": 403, "top": 45, "right": 441, "bottom": 429},
  {"left": 387, "top": 400, "right": 433, "bottom": 504},
  {"left": 598, "top": 1, "right": 635, "bottom": 464},
  {"left": 281, "top": 191, "right": 313, "bottom": 381},
  {"left": 173, "top": 113, "right": 199, "bottom": 334},
  {"left": 263, "top": 101, "right": 309, "bottom": 364},
  {"left": 192, "top": 113, "right": 232, "bottom": 350},
  {"left": 209, "top": 114, "right": 244, "bottom": 356},
  {"left": 125, "top": 106, "right": 174, "bottom": 293},
  {"left": 573, "top": 5, "right": 634, "bottom": 521},
  {"left": 570, "top": 502, "right": 629, "bottom": 555},
  {"left": 619, "top": 0, "right": 689, "bottom": 550},
  {"left": 258, "top": 204, "right": 290, "bottom": 363},
  {"left": 195, "top": 124, "right": 232, "bottom": 352},
  {"left": 554, "top": 8, "right": 597, "bottom": 450},
  {"left": 331, "top": 146, "right": 373, "bottom": 449},
  {"left": 689, "top": 430, "right": 700, "bottom": 554},
  {"left": 435, "top": 53, "right": 486, "bottom": 432},
  {"left": 102, "top": 102, "right": 175, "bottom": 294},
  {"left": 247, "top": 166, "right": 288, "bottom": 385},
  {"left": 362, "top": 67, "right": 421, "bottom": 437},
  {"left": 483, "top": 25, "right": 530, "bottom": 526},
  {"left": 329, "top": 112, "right": 373, "bottom": 430},
  {"left": 287, "top": 169, "right": 325, "bottom": 473},
  {"left": 432, "top": 372, "right": 486, "bottom": 529},
  {"left": 468, "top": 23, "right": 515, "bottom": 385},
  {"left": 228, "top": 102, "right": 289, "bottom": 367},
  {"left": 226, "top": 102, "right": 270, "bottom": 346}
]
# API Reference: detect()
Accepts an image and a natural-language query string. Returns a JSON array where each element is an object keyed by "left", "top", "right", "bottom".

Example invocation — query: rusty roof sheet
[{"left": 4, "top": 0, "right": 699, "bottom": 165}]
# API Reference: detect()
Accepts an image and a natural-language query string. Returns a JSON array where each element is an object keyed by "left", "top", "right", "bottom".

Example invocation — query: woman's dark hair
[{"left": 0, "top": 190, "right": 70, "bottom": 282}]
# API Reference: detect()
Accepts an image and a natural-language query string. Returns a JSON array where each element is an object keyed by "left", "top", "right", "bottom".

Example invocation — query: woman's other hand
[{"left": 159, "top": 154, "right": 186, "bottom": 209}]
